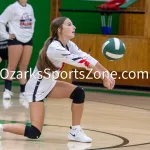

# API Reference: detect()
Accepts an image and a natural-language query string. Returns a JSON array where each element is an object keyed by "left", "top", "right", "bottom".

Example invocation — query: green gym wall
[{"left": 61, "top": 0, "right": 120, "bottom": 34}]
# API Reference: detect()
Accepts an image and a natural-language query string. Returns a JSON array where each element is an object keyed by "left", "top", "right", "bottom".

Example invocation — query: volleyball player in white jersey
[
  {"left": 0, "top": 17, "right": 115, "bottom": 143},
  {"left": 0, "top": 0, "right": 35, "bottom": 109}
]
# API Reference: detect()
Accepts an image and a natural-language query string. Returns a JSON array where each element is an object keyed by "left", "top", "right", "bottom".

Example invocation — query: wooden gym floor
[{"left": 0, "top": 86, "right": 150, "bottom": 150}]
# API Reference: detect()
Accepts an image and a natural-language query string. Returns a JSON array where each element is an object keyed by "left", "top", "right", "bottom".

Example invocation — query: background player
[{"left": 0, "top": 0, "right": 35, "bottom": 109}]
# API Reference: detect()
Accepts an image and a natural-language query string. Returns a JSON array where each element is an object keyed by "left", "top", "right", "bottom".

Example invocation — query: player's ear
[{"left": 58, "top": 28, "right": 61, "bottom": 33}]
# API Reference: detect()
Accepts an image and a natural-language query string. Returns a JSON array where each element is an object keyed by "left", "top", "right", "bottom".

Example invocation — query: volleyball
[{"left": 102, "top": 38, "right": 126, "bottom": 61}]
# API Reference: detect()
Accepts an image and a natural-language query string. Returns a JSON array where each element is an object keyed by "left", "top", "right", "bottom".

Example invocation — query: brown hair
[{"left": 36, "top": 17, "right": 68, "bottom": 75}]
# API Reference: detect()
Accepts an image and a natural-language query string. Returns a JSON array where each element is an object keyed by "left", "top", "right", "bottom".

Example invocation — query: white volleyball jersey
[
  {"left": 25, "top": 40, "right": 98, "bottom": 102},
  {"left": 47, "top": 40, "right": 98, "bottom": 70},
  {"left": 0, "top": 2, "right": 35, "bottom": 42}
]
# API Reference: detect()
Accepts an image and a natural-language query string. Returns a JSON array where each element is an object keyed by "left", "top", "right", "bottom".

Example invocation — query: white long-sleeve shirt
[
  {"left": 47, "top": 40, "right": 98, "bottom": 70},
  {"left": 0, "top": 1, "right": 35, "bottom": 42}
]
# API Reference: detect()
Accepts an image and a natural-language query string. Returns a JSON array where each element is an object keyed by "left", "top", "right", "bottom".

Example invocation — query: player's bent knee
[
  {"left": 70, "top": 86, "right": 85, "bottom": 104},
  {"left": 24, "top": 125, "right": 41, "bottom": 139}
]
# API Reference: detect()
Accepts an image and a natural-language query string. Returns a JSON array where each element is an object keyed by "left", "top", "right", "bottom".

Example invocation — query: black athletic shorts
[
  {"left": 8, "top": 38, "right": 33, "bottom": 46},
  {"left": 0, "top": 40, "right": 8, "bottom": 60}
]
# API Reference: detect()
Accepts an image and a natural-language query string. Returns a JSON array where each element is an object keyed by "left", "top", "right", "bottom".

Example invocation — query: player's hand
[
  {"left": 103, "top": 74, "right": 115, "bottom": 89},
  {"left": 9, "top": 34, "right": 15, "bottom": 40}
]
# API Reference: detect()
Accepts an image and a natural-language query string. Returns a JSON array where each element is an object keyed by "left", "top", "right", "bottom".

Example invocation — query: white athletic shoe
[
  {"left": 68, "top": 126, "right": 92, "bottom": 143},
  {"left": 2, "top": 89, "right": 13, "bottom": 109},
  {"left": 19, "top": 92, "right": 29, "bottom": 109}
]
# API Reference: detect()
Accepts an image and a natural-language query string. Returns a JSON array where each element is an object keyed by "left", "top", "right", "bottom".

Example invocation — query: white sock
[{"left": 71, "top": 125, "right": 81, "bottom": 129}]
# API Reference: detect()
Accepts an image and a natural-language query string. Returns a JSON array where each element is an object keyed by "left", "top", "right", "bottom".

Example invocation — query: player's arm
[
  {"left": 47, "top": 46, "right": 108, "bottom": 80},
  {"left": 68, "top": 41, "right": 115, "bottom": 88},
  {"left": 47, "top": 46, "right": 91, "bottom": 70},
  {"left": 0, "top": 5, "right": 15, "bottom": 40},
  {"left": 68, "top": 41, "right": 110, "bottom": 75},
  {"left": 30, "top": 5, "right": 36, "bottom": 31}
]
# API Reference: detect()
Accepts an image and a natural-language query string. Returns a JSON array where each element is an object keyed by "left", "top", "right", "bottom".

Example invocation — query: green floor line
[
  {"left": 0, "top": 120, "right": 49, "bottom": 127},
  {"left": 0, "top": 81, "right": 149, "bottom": 97},
  {"left": 84, "top": 88, "right": 150, "bottom": 97},
  {"left": 0, "top": 81, "right": 19, "bottom": 86}
]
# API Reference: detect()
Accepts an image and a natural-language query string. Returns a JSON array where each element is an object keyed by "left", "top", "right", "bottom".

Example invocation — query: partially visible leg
[
  {"left": 1, "top": 101, "right": 44, "bottom": 139},
  {"left": 5, "top": 45, "right": 23, "bottom": 84},
  {"left": 48, "top": 81, "right": 84, "bottom": 126},
  {"left": 3, "top": 45, "right": 23, "bottom": 109},
  {"left": 18, "top": 45, "right": 32, "bottom": 108},
  {"left": 47, "top": 80, "right": 92, "bottom": 142},
  {"left": 18, "top": 45, "right": 32, "bottom": 86}
]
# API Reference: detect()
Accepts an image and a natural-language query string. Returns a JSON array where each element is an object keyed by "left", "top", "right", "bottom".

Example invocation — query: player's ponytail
[
  {"left": 36, "top": 17, "right": 68, "bottom": 76},
  {"left": 36, "top": 37, "right": 58, "bottom": 75}
]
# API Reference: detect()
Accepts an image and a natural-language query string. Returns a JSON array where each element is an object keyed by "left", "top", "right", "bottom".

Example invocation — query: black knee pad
[
  {"left": 24, "top": 125, "right": 41, "bottom": 139},
  {"left": 70, "top": 86, "right": 85, "bottom": 104}
]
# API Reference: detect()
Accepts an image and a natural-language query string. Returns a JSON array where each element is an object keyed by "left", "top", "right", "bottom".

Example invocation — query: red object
[
  {"left": 78, "top": 59, "right": 90, "bottom": 67},
  {"left": 97, "top": 0, "right": 126, "bottom": 10},
  {"left": 59, "top": 62, "right": 65, "bottom": 71}
]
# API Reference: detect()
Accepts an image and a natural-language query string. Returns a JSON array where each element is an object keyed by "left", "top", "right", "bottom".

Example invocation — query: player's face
[{"left": 61, "top": 18, "right": 76, "bottom": 39}]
